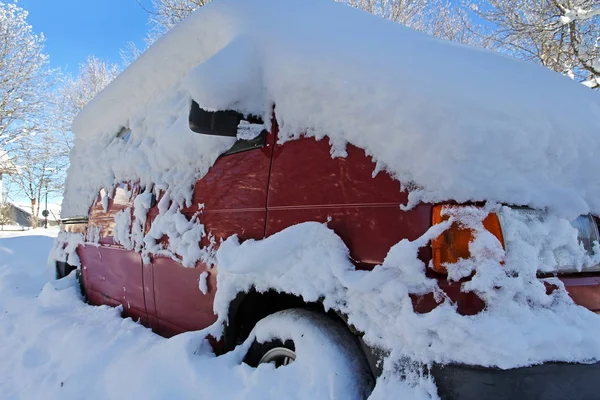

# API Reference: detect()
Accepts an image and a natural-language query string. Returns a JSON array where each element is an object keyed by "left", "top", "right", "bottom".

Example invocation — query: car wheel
[
  {"left": 55, "top": 261, "right": 76, "bottom": 279},
  {"left": 56, "top": 262, "right": 86, "bottom": 299},
  {"left": 244, "top": 308, "right": 374, "bottom": 399}
]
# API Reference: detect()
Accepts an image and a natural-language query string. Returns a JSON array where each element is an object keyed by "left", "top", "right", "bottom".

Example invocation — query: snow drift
[{"left": 1, "top": 232, "right": 376, "bottom": 400}]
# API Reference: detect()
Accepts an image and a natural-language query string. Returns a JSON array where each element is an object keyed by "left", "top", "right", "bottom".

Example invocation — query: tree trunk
[{"left": 29, "top": 199, "right": 37, "bottom": 229}]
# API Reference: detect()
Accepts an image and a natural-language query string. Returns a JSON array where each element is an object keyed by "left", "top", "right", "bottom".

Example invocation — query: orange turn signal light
[{"left": 431, "top": 205, "right": 505, "bottom": 274}]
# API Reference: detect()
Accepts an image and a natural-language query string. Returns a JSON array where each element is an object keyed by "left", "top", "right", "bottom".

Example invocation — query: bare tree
[
  {"left": 120, "top": 41, "right": 144, "bottom": 67},
  {"left": 466, "top": 0, "right": 600, "bottom": 88},
  {"left": 9, "top": 132, "right": 64, "bottom": 228},
  {"left": 143, "top": 0, "right": 477, "bottom": 46},
  {"left": 55, "top": 55, "right": 120, "bottom": 152},
  {"left": 337, "top": 0, "right": 478, "bottom": 43},
  {"left": 61, "top": 56, "right": 119, "bottom": 127},
  {"left": 143, "top": 0, "right": 209, "bottom": 40},
  {"left": 0, "top": 1, "right": 54, "bottom": 147},
  {"left": 3, "top": 55, "right": 118, "bottom": 226}
]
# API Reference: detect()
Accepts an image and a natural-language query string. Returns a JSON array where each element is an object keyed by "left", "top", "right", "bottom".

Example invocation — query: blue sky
[
  {"left": 18, "top": 0, "right": 152, "bottom": 74},
  {"left": 7, "top": 1, "right": 153, "bottom": 205}
]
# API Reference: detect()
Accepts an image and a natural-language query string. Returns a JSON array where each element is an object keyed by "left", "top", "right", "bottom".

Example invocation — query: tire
[
  {"left": 75, "top": 269, "right": 87, "bottom": 299},
  {"left": 244, "top": 308, "right": 374, "bottom": 399},
  {"left": 55, "top": 261, "right": 76, "bottom": 279},
  {"left": 55, "top": 262, "right": 86, "bottom": 299}
]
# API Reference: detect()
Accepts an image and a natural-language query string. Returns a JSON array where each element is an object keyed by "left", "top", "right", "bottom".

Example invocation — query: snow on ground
[
  {"left": 33, "top": 0, "right": 600, "bottom": 396},
  {"left": 0, "top": 227, "right": 60, "bottom": 239},
  {"left": 5, "top": 212, "right": 600, "bottom": 399},
  {"left": 0, "top": 230, "right": 385, "bottom": 400}
]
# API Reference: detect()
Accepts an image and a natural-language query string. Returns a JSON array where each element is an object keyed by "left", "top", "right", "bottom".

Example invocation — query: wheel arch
[
  {"left": 223, "top": 288, "right": 383, "bottom": 378},
  {"left": 223, "top": 288, "right": 336, "bottom": 351}
]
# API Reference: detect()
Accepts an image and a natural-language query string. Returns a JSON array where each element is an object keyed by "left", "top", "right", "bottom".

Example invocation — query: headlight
[
  {"left": 571, "top": 215, "right": 600, "bottom": 258},
  {"left": 499, "top": 208, "right": 600, "bottom": 274}
]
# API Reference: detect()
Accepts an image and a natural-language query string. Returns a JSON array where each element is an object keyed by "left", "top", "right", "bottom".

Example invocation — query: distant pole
[{"left": 44, "top": 186, "right": 48, "bottom": 229}]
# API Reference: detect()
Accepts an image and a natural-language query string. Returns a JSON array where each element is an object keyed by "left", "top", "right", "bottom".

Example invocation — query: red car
[{"left": 56, "top": 101, "right": 600, "bottom": 399}]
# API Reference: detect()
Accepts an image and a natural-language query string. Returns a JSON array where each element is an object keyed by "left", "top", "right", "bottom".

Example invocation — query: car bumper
[{"left": 432, "top": 362, "right": 600, "bottom": 400}]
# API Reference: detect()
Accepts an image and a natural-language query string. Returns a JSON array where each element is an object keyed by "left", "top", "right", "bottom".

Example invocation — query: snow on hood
[{"left": 67, "top": 0, "right": 600, "bottom": 218}]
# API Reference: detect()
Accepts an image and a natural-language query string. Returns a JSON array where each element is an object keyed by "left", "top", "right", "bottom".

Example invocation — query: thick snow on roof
[{"left": 68, "top": 0, "right": 600, "bottom": 218}]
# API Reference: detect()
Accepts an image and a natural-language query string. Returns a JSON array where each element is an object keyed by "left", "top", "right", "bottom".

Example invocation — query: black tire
[
  {"left": 55, "top": 261, "right": 76, "bottom": 279},
  {"left": 244, "top": 308, "right": 374, "bottom": 399},
  {"left": 55, "top": 262, "right": 86, "bottom": 299},
  {"left": 75, "top": 269, "right": 87, "bottom": 299}
]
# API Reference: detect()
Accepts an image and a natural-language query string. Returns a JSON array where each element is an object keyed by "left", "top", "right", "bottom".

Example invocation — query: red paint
[
  {"left": 267, "top": 136, "right": 432, "bottom": 265},
  {"left": 80, "top": 245, "right": 146, "bottom": 320},
  {"left": 141, "top": 126, "right": 275, "bottom": 334},
  {"left": 76, "top": 115, "right": 600, "bottom": 340},
  {"left": 561, "top": 276, "right": 600, "bottom": 311},
  {"left": 152, "top": 256, "right": 217, "bottom": 335}
]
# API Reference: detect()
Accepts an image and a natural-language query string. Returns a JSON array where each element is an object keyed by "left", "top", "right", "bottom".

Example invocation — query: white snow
[
  {"left": 560, "top": 7, "right": 600, "bottom": 24},
  {"left": 49, "top": 0, "right": 600, "bottom": 397},
  {"left": 63, "top": 0, "right": 600, "bottom": 220},
  {"left": 213, "top": 218, "right": 600, "bottom": 370},
  {"left": 198, "top": 271, "right": 209, "bottom": 295},
  {"left": 113, "top": 207, "right": 133, "bottom": 249},
  {"left": 50, "top": 230, "right": 84, "bottom": 268},
  {"left": 141, "top": 192, "right": 214, "bottom": 267},
  {"left": 0, "top": 231, "right": 382, "bottom": 400},
  {"left": 10, "top": 218, "right": 600, "bottom": 398},
  {"left": 184, "top": 36, "right": 267, "bottom": 117}
]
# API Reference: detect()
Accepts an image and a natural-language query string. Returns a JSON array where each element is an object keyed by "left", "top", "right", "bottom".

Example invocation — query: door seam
[{"left": 263, "top": 112, "right": 278, "bottom": 237}]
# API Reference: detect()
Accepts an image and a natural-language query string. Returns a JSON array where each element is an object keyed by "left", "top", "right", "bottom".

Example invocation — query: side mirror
[
  {"left": 189, "top": 100, "right": 242, "bottom": 137},
  {"left": 189, "top": 100, "right": 264, "bottom": 137}
]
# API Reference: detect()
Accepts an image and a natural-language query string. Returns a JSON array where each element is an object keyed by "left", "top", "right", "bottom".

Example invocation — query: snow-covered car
[{"left": 53, "top": 0, "right": 600, "bottom": 398}]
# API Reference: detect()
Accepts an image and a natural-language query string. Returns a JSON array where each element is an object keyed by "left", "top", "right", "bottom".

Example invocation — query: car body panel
[
  {"left": 151, "top": 256, "right": 217, "bottom": 337},
  {"left": 74, "top": 118, "right": 600, "bottom": 347},
  {"left": 562, "top": 276, "right": 600, "bottom": 312},
  {"left": 267, "top": 134, "right": 431, "bottom": 266},
  {"left": 140, "top": 128, "right": 276, "bottom": 333},
  {"left": 80, "top": 182, "right": 147, "bottom": 322},
  {"left": 79, "top": 244, "right": 147, "bottom": 323}
]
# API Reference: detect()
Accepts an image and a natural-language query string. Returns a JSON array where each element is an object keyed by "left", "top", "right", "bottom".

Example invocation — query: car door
[
  {"left": 79, "top": 183, "right": 148, "bottom": 325},
  {"left": 145, "top": 125, "right": 275, "bottom": 337}
]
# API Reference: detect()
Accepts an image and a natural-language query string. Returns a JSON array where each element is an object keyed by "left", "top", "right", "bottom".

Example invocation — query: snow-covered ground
[
  {"left": 8, "top": 0, "right": 600, "bottom": 396},
  {"left": 5, "top": 213, "right": 600, "bottom": 400},
  {"left": 0, "top": 229, "right": 382, "bottom": 400}
]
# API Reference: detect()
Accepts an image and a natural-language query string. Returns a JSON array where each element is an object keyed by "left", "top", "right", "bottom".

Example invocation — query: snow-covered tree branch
[
  {"left": 0, "top": 1, "right": 55, "bottom": 147},
  {"left": 560, "top": 5, "right": 600, "bottom": 24},
  {"left": 8, "top": 132, "right": 65, "bottom": 228},
  {"left": 337, "top": 0, "right": 479, "bottom": 44},
  {"left": 55, "top": 55, "right": 120, "bottom": 152},
  {"left": 466, "top": 0, "right": 600, "bottom": 89},
  {"left": 144, "top": 0, "right": 478, "bottom": 44}
]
